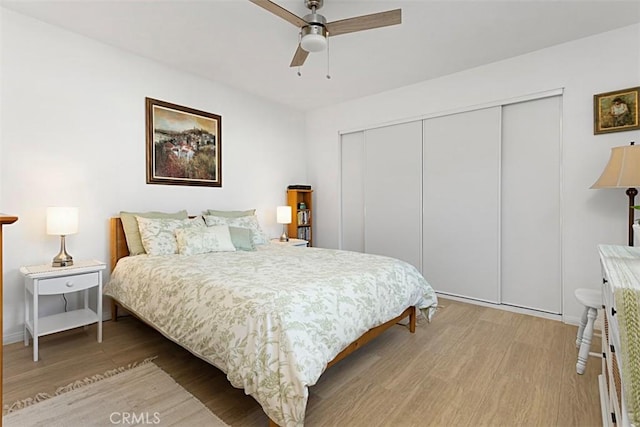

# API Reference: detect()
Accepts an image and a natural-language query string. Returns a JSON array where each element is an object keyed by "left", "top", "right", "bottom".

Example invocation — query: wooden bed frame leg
[
  {"left": 111, "top": 300, "right": 118, "bottom": 321},
  {"left": 409, "top": 306, "right": 416, "bottom": 333}
]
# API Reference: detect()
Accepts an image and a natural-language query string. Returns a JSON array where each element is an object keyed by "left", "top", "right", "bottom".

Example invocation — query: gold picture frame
[
  {"left": 594, "top": 87, "right": 640, "bottom": 134},
  {"left": 146, "top": 97, "right": 222, "bottom": 187}
]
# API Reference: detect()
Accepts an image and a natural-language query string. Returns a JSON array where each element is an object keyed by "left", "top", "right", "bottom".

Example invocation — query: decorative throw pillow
[
  {"left": 136, "top": 216, "right": 204, "bottom": 256},
  {"left": 120, "top": 210, "right": 188, "bottom": 256},
  {"left": 228, "top": 226, "right": 256, "bottom": 251},
  {"left": 175, "top": 225, "right": 236, "bottom": 255},
  {"left": 203, "top": 209, "right": 256, "bottom": 218},
  {"left": 204, "top": 214, "right": 269, "bottom": 245}
]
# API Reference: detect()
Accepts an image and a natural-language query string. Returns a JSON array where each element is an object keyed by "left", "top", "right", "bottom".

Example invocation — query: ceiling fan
[{"left": 249, "top": 0, "right": 401, "bottom": 67}]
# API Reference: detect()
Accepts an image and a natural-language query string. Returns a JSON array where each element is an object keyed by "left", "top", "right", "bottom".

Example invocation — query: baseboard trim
[
  {"left": 3, "top": 310, "right": 114, "bottom": 345},
  {"left": 437, "top": 292, "right": 563, "bottom": 322},
  {"left": 3, "top": 330, "right": 24, "bottom": 345}
]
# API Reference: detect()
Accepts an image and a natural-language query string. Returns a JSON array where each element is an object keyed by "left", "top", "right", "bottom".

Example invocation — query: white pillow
[
  {"left": 175, "top": 225, "right": 236, "bottom": 255},
  {"left": 136, "top": 216, "right": 205, "bottom": 255},
  {"left": 203, "top": 214, "right": 269, "bottom": 245}
]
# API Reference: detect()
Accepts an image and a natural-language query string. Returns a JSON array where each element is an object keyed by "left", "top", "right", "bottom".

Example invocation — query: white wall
[
  {"left": 0, "top": 9, "right": 306, "bottom": 343},
  {"left": 306, "top": 24, "right": 640, "bottom": 323}
]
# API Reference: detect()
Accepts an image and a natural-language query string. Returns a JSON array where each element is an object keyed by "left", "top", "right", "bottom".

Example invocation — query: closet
[
  {"left": 341, "top": 121, "right": 422, "bottom": 270},
  {"left": 365, "top": 122, "right": 423, "bottom": 269},
  {"left": 500, "top": 96, "right": 561, "bottom": 313},
  {"left": 340, "top": 93, "right": 562, "bottom": 314},
  {"left": 422, "top": 107, "right": 501, "bottom": 303},
  {"left": 340, "top": 132, "right": 365, "bottom": 253}
]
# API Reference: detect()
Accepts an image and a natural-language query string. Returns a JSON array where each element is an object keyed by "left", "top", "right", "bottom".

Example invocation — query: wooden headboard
[{"left": 110, "top": 217, "right": 129, "bottom": 272}]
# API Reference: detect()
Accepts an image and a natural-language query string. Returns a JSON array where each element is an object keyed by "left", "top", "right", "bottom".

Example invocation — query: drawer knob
[{"left": 65, "top": 281, "right": 74, "bottom": 288}]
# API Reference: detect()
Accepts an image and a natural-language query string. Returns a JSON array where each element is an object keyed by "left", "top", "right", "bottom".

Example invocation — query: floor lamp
[{"left": 591, "top": 141, "right": 640, "bottom": 246}]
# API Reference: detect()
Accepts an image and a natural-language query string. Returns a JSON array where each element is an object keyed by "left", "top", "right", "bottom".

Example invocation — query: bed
[{"left": 105, "top": 217, "right": 437, "bottom": 426}]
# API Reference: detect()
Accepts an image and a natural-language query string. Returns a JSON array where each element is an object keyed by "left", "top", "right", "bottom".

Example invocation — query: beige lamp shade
[
  {"left": 591, "top": 144, "right": 640, "bottom": 188},
  {"left": 46, "top": 207, "right": 79, "bottom": 235},
  {"left": 276, "top": 206, "right": 292, "bottom": 224}
]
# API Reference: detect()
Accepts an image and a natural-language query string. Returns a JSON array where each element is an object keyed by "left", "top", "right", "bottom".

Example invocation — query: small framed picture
[{"left": 593, "top": 87, "right": 640, "bottom": 134}]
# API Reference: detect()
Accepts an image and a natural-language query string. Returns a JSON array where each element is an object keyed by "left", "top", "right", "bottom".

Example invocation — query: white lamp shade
[
  {"left": 46, "top": 207, "right": 79, "bottom": 235},
  {"left": 276, "top": 206, "right": 292, "bottom": 224}
]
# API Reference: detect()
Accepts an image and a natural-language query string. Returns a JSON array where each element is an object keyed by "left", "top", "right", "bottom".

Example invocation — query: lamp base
[
  {"left": 628, "top": 187, "right": 638, "bottom": 247},
  {"left": 52, "top": 235, "right": 73, "bottom": 267},
  {"left": 52, "top": 258, "right": 74, "bottom": 267},
  {"left": 280, "top": 232, "right": 289, "bottom": 242}
]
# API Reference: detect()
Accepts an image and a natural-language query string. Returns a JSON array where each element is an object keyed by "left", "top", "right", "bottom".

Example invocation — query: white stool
[{"left": 574, "top": 288, "right": 602, "bottom": 375}]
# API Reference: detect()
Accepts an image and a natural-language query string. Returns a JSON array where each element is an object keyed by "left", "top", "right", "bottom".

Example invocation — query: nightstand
[
  {"left": 20, "top": 260, "right": 106, "bottom": 361},
  {"left": 270, "top": 238, "right": 309, "bottom": 247}
]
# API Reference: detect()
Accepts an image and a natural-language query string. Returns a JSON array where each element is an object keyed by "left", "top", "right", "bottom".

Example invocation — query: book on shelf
[
  {"left": 297, "top": 227, "right": 311, "bottom": 241},
  {"left": 297, "top": 210, "right": 310, "bottom": 226}
]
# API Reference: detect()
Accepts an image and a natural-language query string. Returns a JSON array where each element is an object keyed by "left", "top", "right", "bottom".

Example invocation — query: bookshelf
[{"left": 287, "top": 188, "right": 313, "bottom": 246}]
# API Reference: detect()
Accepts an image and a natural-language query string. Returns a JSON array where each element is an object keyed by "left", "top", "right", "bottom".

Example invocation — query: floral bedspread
[{"left": 104, "top": 245, "right": 437, "bottom": 426}]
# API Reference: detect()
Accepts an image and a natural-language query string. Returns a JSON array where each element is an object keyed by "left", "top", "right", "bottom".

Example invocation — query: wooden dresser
[
  {"left": 0, "top": 214, "right": 18, "bottom": 426},
  {"left": 598, "top": 245, "right": 640, "bottom": 427}
]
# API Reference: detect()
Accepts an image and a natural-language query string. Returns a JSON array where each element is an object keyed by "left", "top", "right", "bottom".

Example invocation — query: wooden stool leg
[
  {"left": 575, "top": 306, "right": 588, "bottom": 348},
  {"left": 576, "top": 306, "right": 597, "bottom": 375}
]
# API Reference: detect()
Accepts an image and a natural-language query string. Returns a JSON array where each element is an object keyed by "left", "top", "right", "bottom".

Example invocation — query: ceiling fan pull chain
[
  {"left": 297, "top": 30, "right": 303, "bottom": 77},
  {"left": 326, "top": 32, "right": 331, "bottom": 80}
]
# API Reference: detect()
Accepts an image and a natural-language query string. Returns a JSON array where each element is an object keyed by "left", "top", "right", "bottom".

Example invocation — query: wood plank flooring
[{"left": 3, "top": 298, "right": 602, "bottom": 426}]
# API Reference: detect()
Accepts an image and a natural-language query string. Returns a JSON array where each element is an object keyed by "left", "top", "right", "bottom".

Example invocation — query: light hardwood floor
[{"left": 3, "top": 298, "right": 601, "bottom": 426}]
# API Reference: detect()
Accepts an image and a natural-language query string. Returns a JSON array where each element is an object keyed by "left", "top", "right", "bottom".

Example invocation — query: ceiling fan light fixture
[
  {"left": 301, "top": 24, "right": 327, "bottom": 52},
  {"left": 250, "top": 0, "right": 402, "bottom": 68},
  {"left": 301, "top": 33, "right": 327, "bottom": 52}
]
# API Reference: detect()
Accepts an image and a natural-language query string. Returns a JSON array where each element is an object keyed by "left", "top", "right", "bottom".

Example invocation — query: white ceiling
[{"left": 3, "top": 0, "right": 640, "bottom": 111}]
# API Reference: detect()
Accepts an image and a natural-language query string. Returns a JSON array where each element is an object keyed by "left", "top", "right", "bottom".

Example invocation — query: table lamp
[
  {"left": 277, "top": 206, "right": 292, "bottom": 242},
  {"left": 46, "top": 207, "right": 78, "bottom": 267},
  {"left": 591, "top": 142, "right": 640, "bottom": 246}
]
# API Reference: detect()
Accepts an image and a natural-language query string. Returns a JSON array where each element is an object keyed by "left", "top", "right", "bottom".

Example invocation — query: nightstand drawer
[{"left": 38, "top": 272, "right": 99, "bottom": 295}]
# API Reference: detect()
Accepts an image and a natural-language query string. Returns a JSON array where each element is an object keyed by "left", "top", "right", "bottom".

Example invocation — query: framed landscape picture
[
  {"left": 146, "top": 97, "right": 222, "bottom": 187},
  {"left": 594, "top": 87, "right": 640, "bottom": 134}
]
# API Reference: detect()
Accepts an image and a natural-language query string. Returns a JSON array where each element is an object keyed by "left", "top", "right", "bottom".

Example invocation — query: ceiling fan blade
[
  {"left": 326, "top": 9, "right": 401, "bottom": 37},
  {"left": 249, "top": 0, "right": 307, "bottom": 28},
  {"left": 290, "top": 44, "right": 310, "bottom": 67}
]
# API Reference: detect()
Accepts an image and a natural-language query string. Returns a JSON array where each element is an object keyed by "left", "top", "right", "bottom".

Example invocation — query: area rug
[{"left": 3, "top": 359, "right": 229, "bottom": 426}]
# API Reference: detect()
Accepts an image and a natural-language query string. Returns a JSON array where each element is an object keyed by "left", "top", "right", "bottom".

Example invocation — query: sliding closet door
[
  {"left": 501, "top": 96, "right": 561, "bottom": 313},
  {"left": 340, "top": 131, "right": 365, "bottom": 252},
  {"left": 364, "top": 121, "right": 422, "bottom": 270},
  {"left": 423, "top": 107, "right": 501, "bottom": 303}
]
